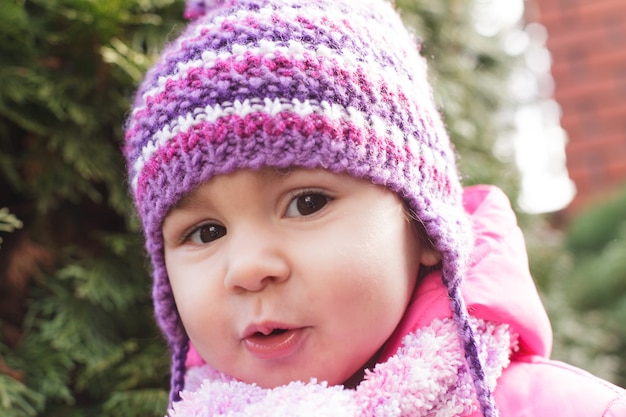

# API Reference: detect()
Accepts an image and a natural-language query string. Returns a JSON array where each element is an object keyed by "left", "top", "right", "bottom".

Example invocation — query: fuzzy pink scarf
[{"left": 169, "top": 318, "right": 517, "bottom": 417}]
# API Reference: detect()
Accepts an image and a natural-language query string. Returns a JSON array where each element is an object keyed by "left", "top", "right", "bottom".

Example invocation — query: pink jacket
[{"left": 380, "top": 185, "right": 626, "bottom": 416}]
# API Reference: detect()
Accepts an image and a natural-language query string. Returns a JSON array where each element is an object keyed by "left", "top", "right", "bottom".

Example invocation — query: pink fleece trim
[{"left": 174, "top": 318, "right": 515, "bottom": 417}]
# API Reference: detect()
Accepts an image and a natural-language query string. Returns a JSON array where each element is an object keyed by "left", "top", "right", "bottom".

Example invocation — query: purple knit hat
[{"left": 124, "top": 0, "right": 495, "bottom": 415}]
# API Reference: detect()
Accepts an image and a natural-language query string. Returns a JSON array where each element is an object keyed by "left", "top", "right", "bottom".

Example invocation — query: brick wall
[{"left": 528, "top": 0, "right": 626, "bottom": 212}]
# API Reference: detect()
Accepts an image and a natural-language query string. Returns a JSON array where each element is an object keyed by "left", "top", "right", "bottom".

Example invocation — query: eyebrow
[
  {"left": 170, "top": 191, "right": 204, "bottom": 212},
  {"left": 260, "top": 167, "right": 292, "bottom": 180},
  {"left": 170, "top": 168, "right": 294, "bottom": 212}
]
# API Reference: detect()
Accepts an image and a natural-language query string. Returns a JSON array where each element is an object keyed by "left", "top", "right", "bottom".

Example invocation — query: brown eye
[
  {"left": 190, "top": 224, "right": 227, "bottom": 243},
  {"left": 286, "top": 193, "right": 329, "bottom": 217}
]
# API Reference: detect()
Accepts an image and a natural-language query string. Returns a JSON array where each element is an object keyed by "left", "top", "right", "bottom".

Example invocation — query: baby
[{"left": 124, "top": 0, "right": 626, "bottom": 415}]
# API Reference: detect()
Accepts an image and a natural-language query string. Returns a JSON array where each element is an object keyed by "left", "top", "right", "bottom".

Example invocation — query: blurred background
[{"left": 1, "top": 0, "right": 624, "bottom": 415}]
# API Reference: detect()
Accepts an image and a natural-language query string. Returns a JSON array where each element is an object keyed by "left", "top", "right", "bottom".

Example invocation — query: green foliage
[
  {"left": 0, "top": 0, "right": 181, "bottom": 415},
  {"left": 560, "top": 188, "right": 626, "bottom": 386},
  {"left": 525, "top": 219, "right": 623, "bottom": 384},
  {"left": 396, "top": 0, "right": 521, "bottom": 202},
  {"left": 0, "top": 208, "right": 23, "bottom": 247},
  {"left": 565, "top": 186, "right": 626, "bottom": 253},
  {"left": 0, "top": 374, "right": 45, "bottom": 417},
  {"left": 524, "top": 187, "right": 626, "bottom": 387}
]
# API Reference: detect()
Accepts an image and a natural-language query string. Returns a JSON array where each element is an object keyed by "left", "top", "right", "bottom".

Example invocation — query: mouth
[
  {"left": 243, "top": 323, "right": 292, "bottom": 338},
  {"left": 242, "top": 324, "right": 307, "bottom": 360},
  {"left": 256, "top": 328, "right": 288, "bottom": 337}
]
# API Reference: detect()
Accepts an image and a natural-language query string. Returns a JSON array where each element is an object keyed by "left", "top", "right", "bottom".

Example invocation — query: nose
[{"left": 223, "top": 228, "right": 291, "bottom": 293}]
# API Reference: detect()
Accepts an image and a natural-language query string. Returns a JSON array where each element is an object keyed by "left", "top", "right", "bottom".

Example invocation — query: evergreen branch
[
  {"left": 0, "top": 374, "right": 45, "bottom": 417},
  {"left": 0, "top": 208, "right": 23, "bottom": 248}
]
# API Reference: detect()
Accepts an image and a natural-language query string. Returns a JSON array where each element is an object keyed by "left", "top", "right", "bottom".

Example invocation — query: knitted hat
[{"left": 124, "top": 0, "right": 495, "bottom": 415}]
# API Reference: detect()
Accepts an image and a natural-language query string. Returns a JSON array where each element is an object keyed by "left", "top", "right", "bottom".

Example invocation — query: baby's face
[{"left": 162, "top": 168, "right": 438, "bottom": 388}]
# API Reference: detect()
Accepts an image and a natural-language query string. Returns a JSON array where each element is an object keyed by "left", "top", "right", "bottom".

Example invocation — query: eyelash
[
  {"left": 182, "top": 222, "right": 226, "bottom": 245},
  {"left": 285, "top": 189, "right": 331, "bottom": 218},
  {"left": 179, "top": 189, "right": 332, "bottom": 245}
]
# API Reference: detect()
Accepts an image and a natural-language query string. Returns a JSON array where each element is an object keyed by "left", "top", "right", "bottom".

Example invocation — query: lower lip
[{"left": 243, "top": 328, "right": 306, "bottom": 360}]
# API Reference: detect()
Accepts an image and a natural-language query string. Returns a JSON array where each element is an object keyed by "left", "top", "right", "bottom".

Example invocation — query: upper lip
[{"left": 242, "top": 322, "right": 298, "bottom": 339}]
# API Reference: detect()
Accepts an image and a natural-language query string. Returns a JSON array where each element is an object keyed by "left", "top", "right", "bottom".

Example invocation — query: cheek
[
  {"left": 165, "top": 252, "right": 225, "bottom": 334},
  {"left": 350, "top": 215, "right": 421, "bottom": 287},
  {"left": 299, "top": 215, "right": 420, "bottom": 316}
]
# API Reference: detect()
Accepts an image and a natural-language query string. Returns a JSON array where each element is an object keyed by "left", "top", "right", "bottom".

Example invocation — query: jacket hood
[{"left": 381, "top": 185, "right": 553, "bottom": 360}]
